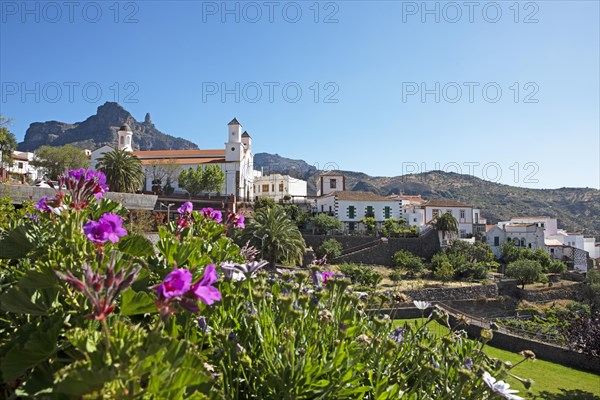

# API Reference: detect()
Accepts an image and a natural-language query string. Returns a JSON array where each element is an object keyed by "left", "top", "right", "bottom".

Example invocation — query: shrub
[
  {"left": 433, "top": 261, "right": 455, "bottom": 282},
  {"left": 389, "top": 270, "right": 403, "bottom": 285},
  {"left": 392, "top": 250, "right": 425, "bottom": 275},
  {"left": 317, "top": 238, "right": 342, "bottom": 260},
  {"left": 310, "top": 213, "right": 343, "bottom": 234},
  {"left": 506, "top": 259, "right": 543, "bottom": 289},
  {"left": 338, "top": 263, "right": 383, "bottom": 287},
  {"left": 254, "top": 197, "right": 276, "bottom": 210},
  {"left": 548, "top": 260, "right": 567, "bottom": 274}
]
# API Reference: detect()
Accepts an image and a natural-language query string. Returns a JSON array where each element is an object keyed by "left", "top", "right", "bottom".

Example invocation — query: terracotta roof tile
[
  {"left": 133, "top": 149, "right": 225, "bottom": 158},
  {"left": 139, "top": 157, "right": 226, "bottom": 165},
  {"left": 326, "top": 191, "right": 397, "bottom": 202},
  {"left": 424, "top": 199, "right": 471, "bottom": 208}
]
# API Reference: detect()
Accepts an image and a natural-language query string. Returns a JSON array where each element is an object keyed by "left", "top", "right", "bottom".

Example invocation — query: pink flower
[
  {"left": 320, "top": 271, "right": 334, "bottom": 284},
  {"left": 83, "top": 213, "right": 127, "bottom": 244},
  {"left": 178, "top": 201, "right": 193, "bottom": 215},
  {"left": 99, "top": 213, "right": 127, "bottom": 243},
  {"left": 155, "top": 268, "right": 193, "bottom": 299},
  {"left": 191, "top": 264, "right": 221, "bottom": 305},
  {"left": 234, "top": 214, "right": 245, "bottom": 229},
  {"left": 200, "top": 207, "right": 223, "bottom": 223}
]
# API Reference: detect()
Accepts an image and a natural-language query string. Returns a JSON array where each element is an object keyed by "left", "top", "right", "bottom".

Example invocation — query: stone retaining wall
[
  {"left": 302, "top": 229, "right": 440, "bottom": 266},
  {"left": 517, "top": 282, "right": 585, "bottom": 302},
  {"left": 402, "top": 284, "right": 498, "bottom": 302}
]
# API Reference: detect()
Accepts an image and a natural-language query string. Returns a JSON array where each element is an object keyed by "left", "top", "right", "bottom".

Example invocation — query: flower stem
[{"left": 101, "top": 318, "right": 111, "bottom": 351}]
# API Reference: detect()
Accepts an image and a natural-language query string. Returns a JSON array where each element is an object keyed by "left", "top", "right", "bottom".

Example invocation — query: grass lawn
[{"left": 396, "top": 318, "right": 600, "bottom": 399}]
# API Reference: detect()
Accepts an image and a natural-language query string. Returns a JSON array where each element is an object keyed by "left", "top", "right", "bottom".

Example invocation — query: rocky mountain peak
[{"left": 18, "top": 102, "right": 197, "bottom": 152}]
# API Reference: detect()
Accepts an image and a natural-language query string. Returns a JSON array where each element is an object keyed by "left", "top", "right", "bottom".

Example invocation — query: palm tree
[
  {"left": 242, "top": 205, "right": 306, "bottom": 269},
  {"left": 433, "top": 213, "right": 458, "bottom": 247},
  {"left": 97, "top": 148, "right": 144, "bottom": 193}
]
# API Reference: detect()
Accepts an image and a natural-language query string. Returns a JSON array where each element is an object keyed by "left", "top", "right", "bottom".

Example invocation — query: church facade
[{"left": 90, "top": 118, "right": 256, "bottom": 200}]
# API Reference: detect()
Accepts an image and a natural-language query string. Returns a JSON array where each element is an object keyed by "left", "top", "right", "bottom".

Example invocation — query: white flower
[
  {"left": 482, "top": 371, "right": 524, "bottom": 400},
  {"left": 413, "top": 301, "right": 431, "bottom": 310}
]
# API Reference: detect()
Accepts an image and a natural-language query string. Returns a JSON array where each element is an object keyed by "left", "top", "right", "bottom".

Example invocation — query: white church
[{"left": 90, "top": 118, "right": 256, "bottom": 201}]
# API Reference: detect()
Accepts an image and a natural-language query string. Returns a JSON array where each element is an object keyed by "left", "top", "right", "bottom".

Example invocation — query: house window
[
  {"left": 348, "top": 206, "right": 356, "bottom": 219},
  {"left": 321, "top": 205, "right": 324, "bottom": 212},
  {"left": 365, "top": 206, "right": 374, "bottom": 218},
  {"left": 262, "top": 184, "right": 269, "bottom": 192},
  {"left": 17, "top": 162, "right": 23, "bottom": 169},
  {"left": 349, "top": 222, "right": 355, "bottom": 231},
  {"left": 550, "top": 248, "right": 554, "bottom": 254},
  {"left": 279, "top": 183, "right": 284, "bottom": 192},
  {"left": 520, "top": 239, "right": 525, "bottom": 247},
  {"left": 384, "top": 206, "right": 391, "bottom": 219},
  {"left": 329, "top": 206, "right": 332, "bottom": 212},
  {"left": 330, "top": 179, "right": 337, "bottom": 189},
  {"left": 446, "top": 209, "right": 452, "bottom": 215},
  {"left": 272, "top": 184, "right": 275, "bottom": 192},
  {"left": 460, "top": 210, "right": 465, "bottom": 219},
  {"left": 494, "top": 236, "right": 500, "bottom": 246},
  {"left": 460, "top": 230, "right": 466, "bottom": 238},
  {"left": 432, "top": 209, "right": 439, "bottom": 217}
]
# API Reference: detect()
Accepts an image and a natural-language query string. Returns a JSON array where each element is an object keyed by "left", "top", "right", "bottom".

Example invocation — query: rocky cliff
[{"left": 17, "top": 102, "right": 198, "bottom": 152}]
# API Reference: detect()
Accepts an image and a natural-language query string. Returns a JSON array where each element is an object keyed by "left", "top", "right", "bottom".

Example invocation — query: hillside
[
  {"left": 254, "top": 153, "right": 600, "bottom": 235},
  {"left": 17, "top": 102, "right": 198, "bottom": 152}
]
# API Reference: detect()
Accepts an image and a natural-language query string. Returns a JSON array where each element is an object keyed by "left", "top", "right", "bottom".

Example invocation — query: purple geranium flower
[
  {"left": 35, "top": 196, "right": 52, "bottom": 212},
  {"left": 83, "top": 214, "right": 127, "bottom": 244},
  {"left": 156, "top": 268, "right": 193, "bottom": 299},
  {"left": 191, "top": 264, "right": 221, "bottom": 305},
  {"left": 320, "top": 271, "right": 334, "bottom": 284},
  {"left": 178, "top": 201, "right": 193, "bottom": 215},
  {"left": 234, "top": 214, "right": 245, "bottom": 228},
  {"left": 99, "top": 213, "right": 127, "bottom": 243},
  {"left": 201, "top": 207, "right": 223, "bottom": 223},
  {"left": 83, "top": 220, "right": 110, "bottom": 243}
]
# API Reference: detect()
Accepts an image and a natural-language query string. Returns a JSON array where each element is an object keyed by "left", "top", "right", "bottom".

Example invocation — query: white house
[
  {"left": 422, "top": 199, "right": 480, "bottom": 238},
  {"left": 315, "top": 191, "right": 402, "bottom": 233},
  {"left": 90, "top": 118, "right": 255, "bottom": 200},
  {"left": 253, "top": 174, "right": 307, "bottom": 202},
  {"left": 485, "top": 222, "right": 546, "bottom": 258},
  {"left": 2, "top": 151, "right": 43, "bottom": 183},
  {"left": 316, "top": 170, "right": 346, "bottom": 197}
]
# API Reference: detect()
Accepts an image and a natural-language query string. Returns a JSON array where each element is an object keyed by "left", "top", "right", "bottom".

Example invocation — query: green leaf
[
  {"left": 118, "top": 234, "right": 155, "bottom": 257},
  {"left": 0, "top": 225, "right": 35, "bottom": 259},
  {"left": 54, "top": 362, "right": 116, "bottom": 396},
  {"left": 0, "top": 286, "right": 52, "bottom": 315},
  {"left": 120, "top": 289, "right": 156, "bottom": 315},
  {"left": 1, "top": 317, "right": 62, "bottom": 382}
]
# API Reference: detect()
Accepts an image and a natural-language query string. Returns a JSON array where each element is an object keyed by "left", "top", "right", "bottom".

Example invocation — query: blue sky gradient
[{"left": 1, "top": 0, "right": 598, "bottom": 188}]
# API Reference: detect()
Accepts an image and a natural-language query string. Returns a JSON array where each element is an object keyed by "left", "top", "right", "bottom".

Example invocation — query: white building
[
  {"left": 315, "top": 191, "right": 402, "bottom": 233},
  {"left": 90, "top": 119, "right": 255, "bottom": 200},
  {"left": 316, "top": 171, "right": 346, "bottom": 197},
  {"left": 422, "top": 199, "right": 481, "bottom": 238},
  {"left": 484, "top": 216, "right": 590, "bottom": 270},
  {"left": 486, "top": 223, "right": 546, "bottom": 258},
  {"left": 2, "top": 151, "right": 43, "bottom": 183},
  {"left": 253, "top": 174, "right": 307, "bottom": 202}
]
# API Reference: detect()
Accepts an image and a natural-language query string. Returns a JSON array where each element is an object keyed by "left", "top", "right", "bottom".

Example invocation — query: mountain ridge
[
  {"left": 253, "top": 153, "right": 600, "bottom": 235},
  {"left": 17, "top": 102, "right": 198, "bottom": 152}
]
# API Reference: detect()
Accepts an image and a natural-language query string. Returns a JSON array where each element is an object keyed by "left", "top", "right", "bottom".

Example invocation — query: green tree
[
  {"left": 501, "top": 241, "right": 520, "bottom": 263},
  {"left": 242, "top": 205, "right": 306, "bottom": 269},
  {"left": 381, "top": 218, "right": 408, "bottom": 237},
  {"left": 317, "top": 238, "right": 342, "bottom": 259},
  {"left": 548, "top": 260, "right": 567, "bottom": 274},
  {"left": 506, "top": 259, "right": 543, "bottom": 289},
  {"left": 179, "top": 167, "right": 204, "bottom": 196},
  {"left": 97, "top": 148, "right": 144, "bottom": 193},
  {"left": 392, "top": 250, "right": 425, "bottom": 276},
  {"left": 389, "top": 270, "right": 403, "bottom": 287},
  {"left": 178, "top": 165, "right": 225, "bottom": 197},
  {"left": 583, "top": 269, "right": 600, "bottom": 309},
  {"left": 0, "top": 115, "right": 17, "bottom": 168},
  {"left": 310, "top": 213, "right": 343, "bottom": 235},
  {"left": 32, "top": 145, "right": 90, "bottom": 180},
  {"left": 202, "top": 165, "right": 225, "bottom": 195},
  {"left": 433, "top": 213, "right": 458, "bottom": 244},
  {"left": 254, "top": 197, "right": 276, "bottom": 210},
  {"left": 360, "top": 217, "right": 377, "bottom": 235},
  {"left": 147, "top": 159, "right": 181, "bottom": 192}
]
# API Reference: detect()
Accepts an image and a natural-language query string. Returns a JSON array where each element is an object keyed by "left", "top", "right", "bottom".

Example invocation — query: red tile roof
[
  {"left": 326, "top": 191, "right": 397, "bottom": 202},
  {"left": 139, "top": 157, "right": 226, "bottom": 165},
  {"left": 424, "top": 199, "right": 471, "bottom": 208},
  {"left": 132, "top": 149, "right": 225, "bottom": 158}
]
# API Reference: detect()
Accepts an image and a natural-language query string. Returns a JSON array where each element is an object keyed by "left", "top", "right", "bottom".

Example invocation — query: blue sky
[{"left": 1, "top": 0, "right": 598, "bottom": 189}]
